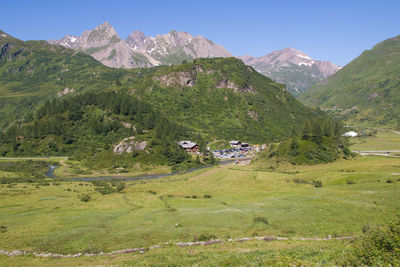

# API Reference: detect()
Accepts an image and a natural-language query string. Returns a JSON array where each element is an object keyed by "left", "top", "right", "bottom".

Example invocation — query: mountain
[
  {"left": 299, "top": 35, "right": 400, "bottom": 127},
  {"left": 123, "top": 57, "right": 324, "bottom": 142},
  {"left": 0, "top": 29, "right": 122, "bottom": 130},
  {"left": 49, "top": 23, "right": 339, "bottom": 98},
  {"left": 49, "top": 22, "right": 232, "bottom": 68},
  {"left": 0, "top": 31, "right": 323, "bottom": 150},
  {"left": 238, "top": 48, "right": 340, "bottom": 96}
]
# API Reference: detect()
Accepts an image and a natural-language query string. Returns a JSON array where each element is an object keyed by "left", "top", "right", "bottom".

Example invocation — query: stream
[{"left": 45, "top": 157, "right": 252, "bottom": 181}]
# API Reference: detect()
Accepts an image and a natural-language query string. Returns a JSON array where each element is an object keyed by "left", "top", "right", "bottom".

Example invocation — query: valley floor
[{"left": 0, "top": 154, "right": 399, "bottom": 265}]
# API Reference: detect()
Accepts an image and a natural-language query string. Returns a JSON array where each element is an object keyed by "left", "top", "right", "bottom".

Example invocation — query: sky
[{"left": 1, "top": 0, "right": 399, "bottom": 66}]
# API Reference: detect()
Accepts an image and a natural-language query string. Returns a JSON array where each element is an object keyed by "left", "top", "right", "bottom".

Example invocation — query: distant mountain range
[
  {"left": 299, "top": 35, "right": 400, "bottom": 127},
  {"left": 238, "top": 48, "right": 340, "bottom": 96},
  {"left": 49, "top": 22, "right": 232, "bottom": 68},
  {"left": 49, "top": 22, "right": 339, "bottom": 96}
]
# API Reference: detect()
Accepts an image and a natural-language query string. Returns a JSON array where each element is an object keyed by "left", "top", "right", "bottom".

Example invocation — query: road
[{"left": 352, "top": 150, "right": 400, "bottom": 157}]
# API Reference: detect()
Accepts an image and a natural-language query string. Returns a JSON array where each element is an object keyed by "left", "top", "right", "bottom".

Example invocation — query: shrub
[
  {"left": 253, "top": 216, "right": 269, "bottom": 225},
  {"left": 312, "top": 180, "right": 323, "bottom": 188},
  {"left": 192, "top": 195, "right": 198, "bottom": 199},
  {"left": 293, "top": 179, "right": 309, "bottom": 184},
  {"left": 342, "top": 219, "right": 400, "bottom": 266},
  {"left": 148, "top": 190, "right": 157, "bottom": 195},
  {"left": 343, "top": 147, "right": 351, "bottom": 156},
  {"left": 116, "top": 182, "right": 126, "bottom": 192},
  {"left": 346, "top": 180, "right": 356, "bottom": 184},
  {"left": 386, "top": 179, "right": 394, "bottom": 183},
  {"left": 80, "top": 194, "right": 91, "bottom": 202},
  {"left": 203, "top": 194, "right": 212, "bottom": 198},
  {"left": 196, "top": 233, "right": 217, "bottom": 242},
  {"left": 92, "top": 181, "right": 126, "bottom": 195},
  {"left": 0, "top": 226, "right": 7, "bottom": 233}
]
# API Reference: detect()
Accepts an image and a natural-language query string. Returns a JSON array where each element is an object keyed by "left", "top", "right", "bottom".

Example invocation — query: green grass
[
  {"left": 0, "top": 156, "right": 399, "bottom": 265},
  {"left": 350, "top": 130, "right": 400, "bottom": 151},
  {"left": 0, "top": 239, "right": 348, "bottom": 266}
]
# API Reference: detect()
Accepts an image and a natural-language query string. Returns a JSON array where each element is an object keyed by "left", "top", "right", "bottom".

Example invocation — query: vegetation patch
[
  {"left": 253, "top": 216, "right": 269, "bottom": 225},
  {"left": 342, "top": 219, "right": 400, "bottom": 266},
  {"left": 91, "top": 180, "right": 126, "bottom": 195}
]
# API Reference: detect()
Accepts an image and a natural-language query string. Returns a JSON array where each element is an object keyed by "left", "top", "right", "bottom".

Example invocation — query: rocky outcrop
[
  {"left": 154, "top": 71, "right": 196, "bottom": 87},
  {"left": 216, "top": 79, "right": 255, "bottom": 93},
  {"left": 247, "top": 110, "right": 259, "bottom": 120},
  {"left": 113, "top": 137, "right": 147, "bottom": 154},
  {"left": 58, "top": 87, "right": 75, "bottom": 97}
]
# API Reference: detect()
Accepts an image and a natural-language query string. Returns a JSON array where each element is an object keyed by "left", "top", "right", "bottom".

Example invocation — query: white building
[{"left": 342, "top": 131, "right": 358, "bottom": 137}]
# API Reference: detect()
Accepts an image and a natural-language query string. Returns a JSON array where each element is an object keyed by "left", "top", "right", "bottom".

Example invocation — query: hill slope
[
  {"left": 0, "top": 31, "right": 323, "bottom": 146},
  {"left": 238, "top": 48, "right": 339, "bottom": 97},
  {"left": 0, "top": 30, "right": 131, "bottom": 129},
  {"left": 127, "top": 57, "right": 324, "bottom": 142},
  {"left": 299, "top": 35, "right": 400, "bottom": 127}
]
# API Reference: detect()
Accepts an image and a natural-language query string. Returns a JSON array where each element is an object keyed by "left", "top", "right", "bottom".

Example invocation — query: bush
[
  {"left": 293, "top": 179, "right": 309, "bottom": 184},
  {"left": 342, "top": 219, "right": 400, "bottom": 266},
  {"left": 116, "top": 182, "right": 126, "bottom": 192},
  {"left": 196, "top": 233, "right": 217, "bottom": 242},
  {"left": 0, "top": 226, "right": 7, "bottom": 233},
  {"left": 386, "top": 179, "right": 394, "bottom": 183},
  {"left": 80, "top": 194, "right": 91, "bottom": 202},
  {"left": 203, "top": 194, "right": 212, "bottom": 198},
  {"left": 253, "top": 216, "right": 269, "bottom": 225},
  {"left": 346, "top": 180, "right": 356, "bottom": 184},
  {"left": 148, "top": 190, "right": 157, "bottom": 195},
  {"left": 312, "top": 180, "right": 323, "bottom": 188},
  {"left": 92, "top": 181, "right": 125, "bottom": 195}
]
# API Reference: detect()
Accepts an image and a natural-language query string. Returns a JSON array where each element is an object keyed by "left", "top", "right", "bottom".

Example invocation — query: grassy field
[
  {"left": 53, "top": 158, "right": 172, "bottom": 178},
  {"left": 350, "top": 130, "right": 400, "bottom": 151},
  {"left": 0, "top": 155, "right": 399, "bottom": 265},
  {"left": 0, "top": 239, "right": 348, "bottom": 266}
]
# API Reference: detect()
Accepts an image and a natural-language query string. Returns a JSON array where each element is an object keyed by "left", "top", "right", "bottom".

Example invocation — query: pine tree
[{"left": 301, "top": 120, "right": 312, "bottom": 140}]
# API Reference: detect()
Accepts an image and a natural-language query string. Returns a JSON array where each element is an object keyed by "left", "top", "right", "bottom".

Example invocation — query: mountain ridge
[
  {"left": 238, "top": 48, "right": 340, "bottom": 96},
  {"left": 299, "top": 34, "right": 400, "bottom": 127},
  {"left": 49, "top": 22, "right": 232, "bottom": 69},
  {"left": 49, "top": 22, "right": 339, "bottom": 97}
]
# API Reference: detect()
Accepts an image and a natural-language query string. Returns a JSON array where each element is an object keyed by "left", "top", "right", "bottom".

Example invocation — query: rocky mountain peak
[
  {"left": 86, "top": 21, "right": 120, "bottom": 44},
  {"left": 238, "top": 48, "right": 340, "bottom": 96},
  {"left": 126, "top": 30, "right": 147, "bottom": 48},
  {"left": 163, "top": 30, "right": 194, "bottom": 46}
]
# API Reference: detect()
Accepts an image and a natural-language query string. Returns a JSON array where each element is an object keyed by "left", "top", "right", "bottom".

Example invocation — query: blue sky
[{"left": 1, "top": 0, "right": 399, "bottom": 66}]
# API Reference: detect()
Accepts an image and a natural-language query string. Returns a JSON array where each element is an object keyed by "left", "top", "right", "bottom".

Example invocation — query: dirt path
[
  {"left": 0, "top": 235, "right": 354, "bottom": 258},
  {"left": 189, "top": 164, "right": 228, "bottom": 181}
]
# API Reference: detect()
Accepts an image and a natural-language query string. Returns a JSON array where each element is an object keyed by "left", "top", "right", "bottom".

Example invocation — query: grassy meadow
[
  {"left": 0, "top": 155, "right": 399, "bottom": 265},
  {"left": 350, "top": 130, "right": 400, "bottom": 151}
]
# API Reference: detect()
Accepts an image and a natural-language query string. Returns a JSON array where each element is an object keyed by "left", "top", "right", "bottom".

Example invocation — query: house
[
  {"left": 229, "top": 140, "right": 241, "bottom": 147},
  {"left": 178, "top": 141, "right": 200, "bottom": 153},
  {"left": 241, "top": 143, "right": 249, "bottom": 148},
  {"left": 342, "top": 131, "right": 358, "bottom": 137}
]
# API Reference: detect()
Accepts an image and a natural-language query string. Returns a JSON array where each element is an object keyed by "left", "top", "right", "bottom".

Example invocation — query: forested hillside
[{"left": 0, "top": 31, "right": 324, "bottom": 157}]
